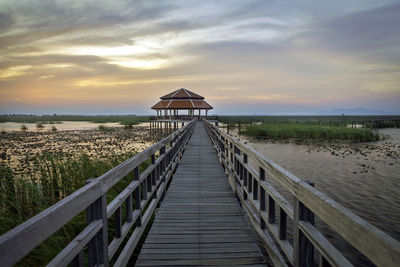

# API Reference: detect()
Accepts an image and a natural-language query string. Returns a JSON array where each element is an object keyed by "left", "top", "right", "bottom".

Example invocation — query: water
[
  {"left": 244, "top": 128, "right": 400, "bottom": 265},
  {"left": 0, "top": 121, "right": 124, "bottom": 132}
]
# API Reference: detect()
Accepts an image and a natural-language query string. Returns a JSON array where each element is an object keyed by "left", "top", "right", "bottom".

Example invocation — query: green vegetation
[
  {"left": 0, "top": 152, "right": 149, "bottom": 265},
  {"left": 20, "top": 124, "right": 28, "bottom": 131},
  {"left": 36, "top": 122, "right": 44, "bottom": 129},
  {"left": 98, "top": 124, "right": 116, "bottom": 132},
  {"left": 51, "top": 126, "right": 57, "bottom": 132},
  {"left": 218, "top": 115, "right": 400, "bottom": 128},
  {"left": 0, "top": 115, "right": 149, "bottom": 125},
  {"left": 243, "top": 123, "right": 380, "bottom": 142}
]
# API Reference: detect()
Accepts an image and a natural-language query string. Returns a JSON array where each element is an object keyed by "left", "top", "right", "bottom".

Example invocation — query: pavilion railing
[
  {"left": 150, "top": 115, "right": 218, "bottom": 121},
  {"left": 204, "top": 119, "right": 400, "bottom": 267},
  {"left": 0, "top": 119, "right": 196, "bottom": 267}
]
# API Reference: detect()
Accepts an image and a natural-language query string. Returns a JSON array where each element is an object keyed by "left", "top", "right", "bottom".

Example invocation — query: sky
[{"left": 0, "top": 0, "right": 399, "bottom": 115}]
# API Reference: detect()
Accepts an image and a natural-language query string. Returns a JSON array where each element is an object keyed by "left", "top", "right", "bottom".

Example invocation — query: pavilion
[{"left": 151, "top": 88, "right": 213, "bottom": 120}]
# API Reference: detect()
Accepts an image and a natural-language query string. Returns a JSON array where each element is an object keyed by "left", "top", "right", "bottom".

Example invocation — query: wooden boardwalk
[{"left": 136, "top": 122, "right": 267, "bottom": 266}]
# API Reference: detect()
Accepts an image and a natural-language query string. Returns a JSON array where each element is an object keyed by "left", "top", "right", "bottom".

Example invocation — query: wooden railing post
[
  {"left": 125, "top": 193, "right": 133, "bottom": 223},
  {"left": 133, "top": 167, "right": 142, "bottom": 227},
  {"left": 151, "top": 154, "right": 156, "bottom": 198},
  {"left": 243, "top": 154, "right": 248, "bottom": 200},
  {"left": 114, "top": 206, "right": 122, "bottom": 238},
  {"left": 294, "top": 181, "right": 315, "bottom": 267},
  {"left": 160, "top": 146, "right": 166, "bottom": 182},
  {"left": 259, "top": 167, "right": 266, "bottom": 229},
  {"left": 85, "top": 178, "right": 109, "bottom": 267},
  {"left": 71, "top": 251, "right": 84, "bottom": 267}
]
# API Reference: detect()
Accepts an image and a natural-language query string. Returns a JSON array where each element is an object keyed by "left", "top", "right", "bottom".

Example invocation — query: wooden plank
[
  {"left": 136, "top": 123, "right": 266, "bottom": 266},
  {"left": 205, "top": 119, "right": 400, "bottom": 267},
  {"left": 136, "top": 257, "right": 266, "bottom": 266}
]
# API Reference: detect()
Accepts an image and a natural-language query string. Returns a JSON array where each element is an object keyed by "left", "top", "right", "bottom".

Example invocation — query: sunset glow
[{"left": 0, "top": 0, "right": 399, "bottom": 115}]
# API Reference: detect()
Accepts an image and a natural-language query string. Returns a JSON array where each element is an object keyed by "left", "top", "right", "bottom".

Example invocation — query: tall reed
[
  {"left": 243, "top": 123, "right": 380, "bottom": 142},
  {"left": 0, "top": 152, "right": 149, "bottom": 265}
]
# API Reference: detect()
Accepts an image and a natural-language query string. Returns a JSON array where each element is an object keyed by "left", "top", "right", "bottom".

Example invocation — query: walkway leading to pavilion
[{"left": 136, "top": 122, "right": 267, "bottom": 266}]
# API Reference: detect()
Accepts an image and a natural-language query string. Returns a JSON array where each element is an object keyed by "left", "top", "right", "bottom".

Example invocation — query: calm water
[
  {"left": 246, "top": 128, "right": 400, "bottom": 266},
  {"left": 0, "top": 121, "right": 125, "bottom": 132}
]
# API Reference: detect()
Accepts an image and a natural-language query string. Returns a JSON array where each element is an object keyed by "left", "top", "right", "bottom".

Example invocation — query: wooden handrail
[
  {"left": 204, "top": 119, "right": 400, "bottom": 267},
  {"left": 0, "top": 119, "right": 196, "bottom": 267}
]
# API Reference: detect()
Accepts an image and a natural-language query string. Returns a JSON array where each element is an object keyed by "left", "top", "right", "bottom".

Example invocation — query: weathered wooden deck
[{"left": 136, "top": 122, "right": 266, "bottom": 266}]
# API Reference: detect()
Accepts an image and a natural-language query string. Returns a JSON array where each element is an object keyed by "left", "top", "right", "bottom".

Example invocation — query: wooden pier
[
  {"left": 1, "top": 119, "right": 400, "bottom": 267},
  {"left": 136, "top": 123, "right": 266, "bottom": 266}
]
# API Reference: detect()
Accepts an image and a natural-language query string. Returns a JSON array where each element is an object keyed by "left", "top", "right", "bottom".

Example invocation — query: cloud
[
  {"left": 0, "top": 0, "right": 399, "bottom": 114},
  {"left": 0, "top": 12, "right": 12, "bottom": 33}
]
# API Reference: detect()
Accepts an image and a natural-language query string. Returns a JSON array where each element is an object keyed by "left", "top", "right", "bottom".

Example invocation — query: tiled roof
[
  {"left": 160, "top": 88, "right": 204, "bottom": 100},
  {"left": 151, "top": 99, "right": 213, "bottom": 109}
]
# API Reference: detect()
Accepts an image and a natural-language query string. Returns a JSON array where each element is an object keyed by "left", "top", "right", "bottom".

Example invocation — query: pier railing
[
  {"left": 150, "top": 115, "right": 219, "bottom": 121},
  {"left": 0, "top": 119, "right": 196, "bottom": 267},
  {"left": 204, "top": 119, "right": 400, "bottom": 267}
]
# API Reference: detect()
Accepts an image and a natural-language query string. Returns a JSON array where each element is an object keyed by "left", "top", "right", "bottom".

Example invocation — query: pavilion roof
[
  {"left": 151, "top": 99, "right": 213, "bottom": 110},
  {"left": 160, "top": 88, "right": 204, "bottom": 100},
  {"left": 152, "top": 88, "right": 213, "bottom": 110}
]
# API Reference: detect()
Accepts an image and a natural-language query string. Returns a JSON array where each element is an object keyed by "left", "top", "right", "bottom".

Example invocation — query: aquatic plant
[
  {"left": 243, "top": 123, "right": 380, "bottom": 142},
  {"left": 0, "top": 152, "right": 150, "bottom": 265},
  {"left": 98, "top": 124, "right": 116, "bottom": 132},
  {"left": 0, "top": 115, "right": 149, "bottom": 124}
]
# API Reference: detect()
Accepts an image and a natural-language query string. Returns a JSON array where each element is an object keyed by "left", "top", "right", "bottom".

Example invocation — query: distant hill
[{"left": 319, "top": 108, "right": 400, "bottom": 115}]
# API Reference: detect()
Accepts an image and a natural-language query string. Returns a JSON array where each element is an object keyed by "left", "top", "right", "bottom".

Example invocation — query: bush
[{"left": 98, "top": 125, "right": 115, "bottom": 132}]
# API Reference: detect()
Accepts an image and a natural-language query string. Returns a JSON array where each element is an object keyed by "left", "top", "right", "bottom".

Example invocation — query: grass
[
  {"left": 0, "top": 152, "right": 150, "bottom": 266},
  {"left": 243, "top": 122, "right": 380, "bottom": 142},
  {"left": 218, "top": 115, "right": 400, "bottom": 128},
  {"left": 0, "top": 115, "right": 150, "bottom": 125},
  {"left": 36, "top": 122, "right": 44, "bottom": 129},
  {"left": 98, "top": 124, "right": 116, "bottom": 132},
  {"left": 20, "top": 124, "right": 28, "bottom": 131}
]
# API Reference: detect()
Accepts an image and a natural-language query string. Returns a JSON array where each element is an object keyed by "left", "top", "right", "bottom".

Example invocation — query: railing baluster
[
  {"left": 294, "top": 181, "right": 315, "bottom": 267},
  {"left": 248, "top": 173, "right": 253, "bottom": 193},
  {"left": 85, "top": 178, "right": 109, "bottom": 267},
  {"left": 114, "top": 206, "right": 122, "bottom": 238},
  {"left": 319, "top": 255, "right": 332, "bottom": 267},
  {"left": 243, "top": 154, "right": 248, "bottom": 200},
  {"left": 260, "top": 167, "right": 266, "bottom": 229},
  {"left": 71, "top": 250, "right": 84, "bottom": 267},
  {"left": 160, "top": 146, "right": 166, "bottom": 182},
  {"left": 253, "top": 179, "right": 258, "bottom": 200},
  {"left": 279, "top": 207, "right": 287, "bottom": 240},
  {"left": 268, "top": 196, "right": 275, "bottom": 224},
  {"left": 125, "top": 194, "right": 133, "bottom": 223},
  {"left": 151, "top": 154, "right": 156, "bottom": 186},
  {"left": 133, "top": 167, "right": 142, "bottom": 227}
]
